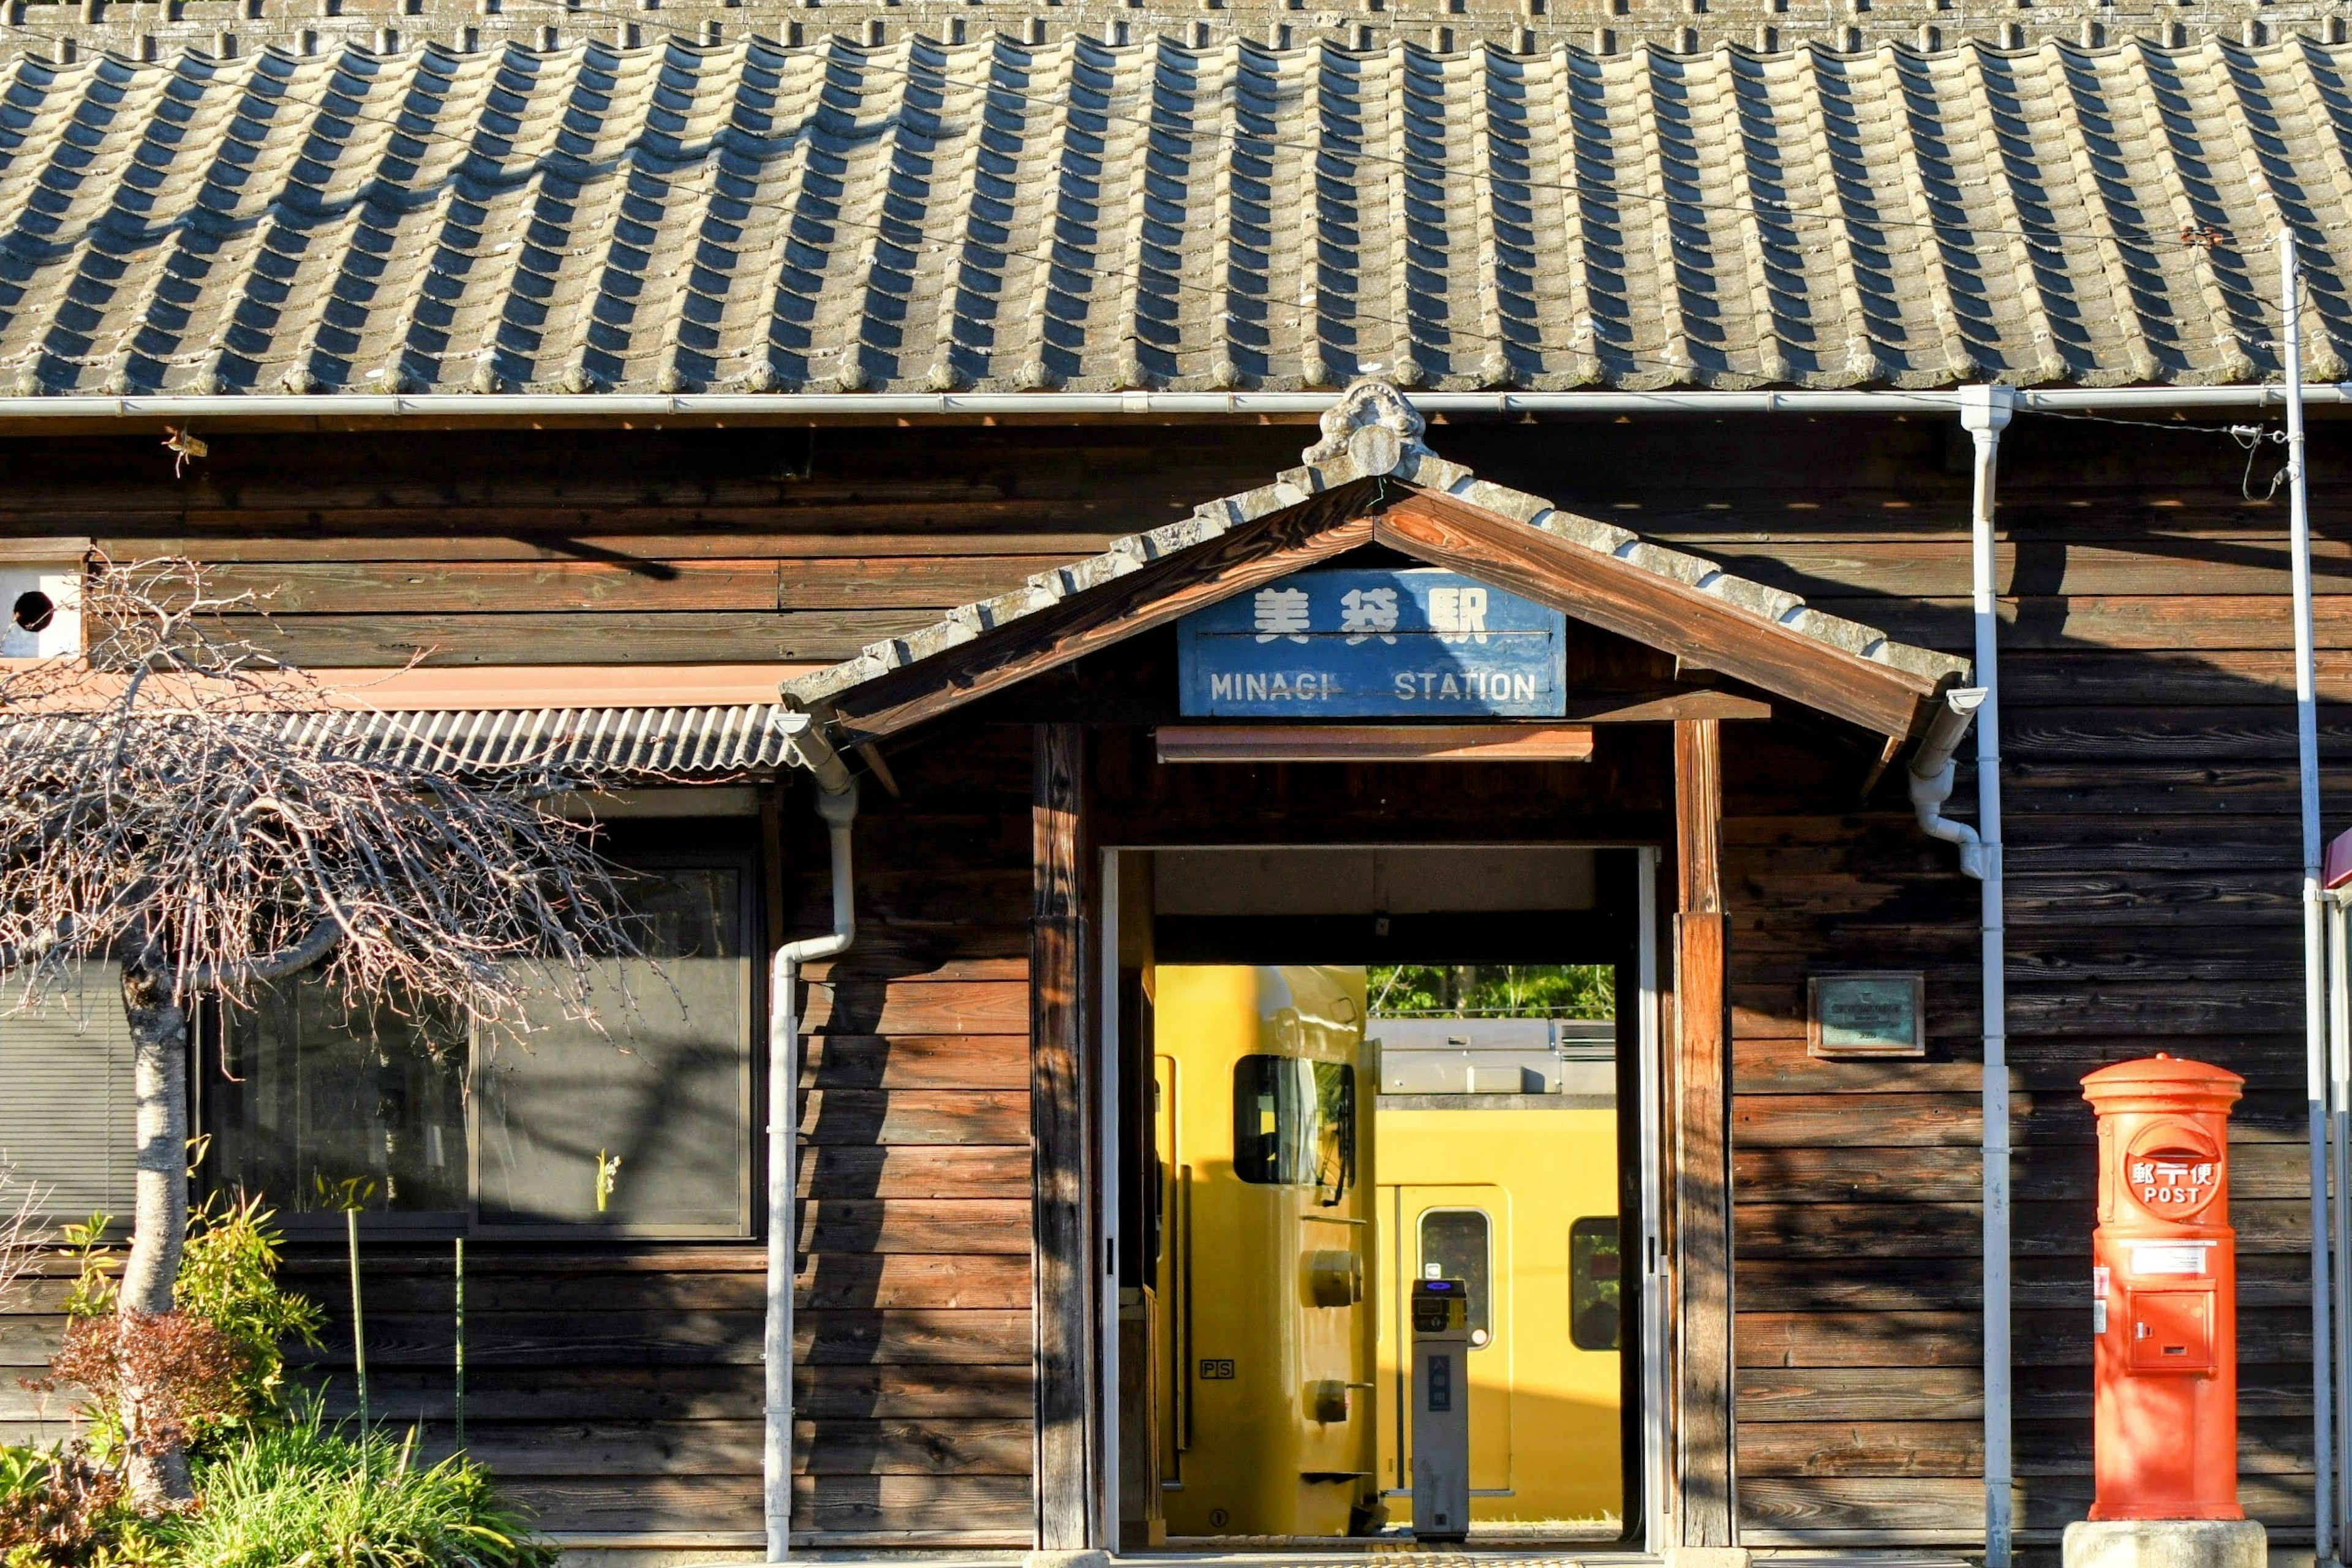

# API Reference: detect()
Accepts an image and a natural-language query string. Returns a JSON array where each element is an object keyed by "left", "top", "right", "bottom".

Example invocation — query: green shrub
[
  {"left": 0, "top": 1441, "right": 162, "bottom": 1568},
  {"left": 155, "top": 1410, "right": 553, "bottom": 1568},
  {"left": 56, "top": 1197, "right": 322, "bottom": 1460},
  {"left": 171, "top": 1195, "right": 323, "bottom": 1426}
]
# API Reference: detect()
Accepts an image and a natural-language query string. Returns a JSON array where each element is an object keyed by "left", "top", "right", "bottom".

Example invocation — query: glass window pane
[
  {"left": 1420, "top": 1208, "right": 1492, "bottom": 1346},
  {"left": 1570, "top": 1216, "right": 1623, "bottom": 1351},
  {"left": 1232, "top": 1056, "right": 1354, "bottom": 1197},
  {"left": 478, "top": 867, "right": 747, "bottom": 1231},
  {"left": 213, "top": 987, "right": 469, "bottom": 1216}
]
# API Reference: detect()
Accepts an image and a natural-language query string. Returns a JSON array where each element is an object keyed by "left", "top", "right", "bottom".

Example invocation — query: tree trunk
[{"left": 118, "top": 968, "right": 192, "bottom": 1509}]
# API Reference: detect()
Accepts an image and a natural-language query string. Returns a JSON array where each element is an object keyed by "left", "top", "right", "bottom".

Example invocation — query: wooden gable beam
[
  {"left": 1374, "top": 492, "right": 1943, "bottom": 740},
  {"left": 829, "top": 486, "right": 1380, "bottom": 744}
]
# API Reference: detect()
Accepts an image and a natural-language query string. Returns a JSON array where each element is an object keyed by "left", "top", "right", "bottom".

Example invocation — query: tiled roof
[
  {"left": 783, "top": 382, "right": 1973, "bottom": 733},
  {"left": 1, "top": 32, "right": 2348, "bottom": 398}
]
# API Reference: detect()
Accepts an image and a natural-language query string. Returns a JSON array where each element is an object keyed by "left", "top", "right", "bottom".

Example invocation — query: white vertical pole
[
  {"left": 2329, "top": 893, "right": 2351, "bottom": 1555},
  {"left": 1635, "top": 847, "right": 1668, "bottom": 1554},
  {"left": 1098, "top": 850, "right": 1121, "bottom": 1551},
  {"left": 1961, "top": 383, "right": 2014, "bottom": 1568},
  {"left": 2284, "top": 225, "right": 2337, "bottom": 1568}
]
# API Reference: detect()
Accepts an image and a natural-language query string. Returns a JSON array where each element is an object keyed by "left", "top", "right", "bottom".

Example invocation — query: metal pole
[
  {"left": 2284, "top": 225, "right": 2336, "bottom": 1568},
  {"left": 1636, "top": 848, "right": 1667, "bottom": 1553},
  {"left": 2329, "top": 894, "right": 2350, "bottom": 1552},
  {"left": 1960, "top": 383, "right": 2015, "bottom": 1568},
  {"left": 454, "top": 1236, "right": 467, "bottom": 1452},
  {"left": 348, "top": 1207, "right": 369, "bottom": 1430}
]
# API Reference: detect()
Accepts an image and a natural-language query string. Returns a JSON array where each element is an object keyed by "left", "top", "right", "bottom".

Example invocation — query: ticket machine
[
  {"left": 1410, "top": 1277, "right": 1472, "bottom": 1542},
  {"left": 2081, "top": 1054, "right": 2244, "bottom": 1521}
]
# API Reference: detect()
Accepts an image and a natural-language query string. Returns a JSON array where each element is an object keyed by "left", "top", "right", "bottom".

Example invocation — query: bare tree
[{"left": 0, "top": 559, "right": 639, "bottom": 1507}]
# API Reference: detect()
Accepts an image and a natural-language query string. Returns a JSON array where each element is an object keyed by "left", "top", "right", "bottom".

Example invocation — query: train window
[
  {"left": 1420, "top": 1208, "right": 1492, "bottom": 1347},
  {"left": 1232, "top": 1056, "right": 1355, "bottom": 1197},
  {"left": 1570, "top": 1216, "right": 1623, "bottom": 1351}
]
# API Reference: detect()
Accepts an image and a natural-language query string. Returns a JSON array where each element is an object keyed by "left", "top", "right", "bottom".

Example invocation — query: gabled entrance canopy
[{"left": 783, "top": 383, "right": 1972, "bottom": 748}]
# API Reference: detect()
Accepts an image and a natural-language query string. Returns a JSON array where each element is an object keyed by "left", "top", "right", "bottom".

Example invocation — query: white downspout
[
  {"left": 767, "top": 710, "right": 861, "bottom": 1565},
  {"left": 2281, "top": 227, "right": 2337, "bottom": 1568},
  {"left": 1910, "top": 687, "right": 1989, "bottom": 880},
  {"left": 1959, "top": 383, "right": 2015, "bottom": 1568}
]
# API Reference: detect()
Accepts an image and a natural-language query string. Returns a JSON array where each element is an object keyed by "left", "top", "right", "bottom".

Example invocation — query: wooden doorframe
[
  {"left": 1031, "top": 723, "right": 1099, "bottom": 1552},
  {"left": 1030, "top": 720, "right": 1737, "bottom": 1552},
  {"left": 1672, "top": 717, "right": 1736, "bottom": 1550}
]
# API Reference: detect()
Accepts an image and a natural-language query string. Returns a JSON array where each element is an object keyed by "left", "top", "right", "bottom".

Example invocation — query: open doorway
[{"left": 1102, "top": 846, "right": 1659, "bottom": 1552}]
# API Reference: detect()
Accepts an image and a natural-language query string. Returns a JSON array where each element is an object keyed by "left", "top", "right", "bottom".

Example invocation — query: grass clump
[{"left": 154, "top": 1411, "right": 552, "bottom": 1568}]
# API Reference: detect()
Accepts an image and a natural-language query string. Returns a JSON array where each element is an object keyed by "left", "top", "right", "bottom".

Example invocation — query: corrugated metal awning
[{"left": 0, "top": 704, "right": 804, "bottom": 778}]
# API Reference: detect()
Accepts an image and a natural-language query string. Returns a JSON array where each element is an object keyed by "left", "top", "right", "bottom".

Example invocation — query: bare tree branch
[
  {"left": 0, "top": 556, "right": 643, "bottom": 1027},
  {"left": 186, "top": 916, "right": 341, "bottom": 992},
  {"left": 0, "top": 557, "right": 652, "bottom": 1507}
]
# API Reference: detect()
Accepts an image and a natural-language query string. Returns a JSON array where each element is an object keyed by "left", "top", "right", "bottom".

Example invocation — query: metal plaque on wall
[
  {"left": 1807, "top": 971, "right": 1927, "bottom": 1058},
  {"left": 1177, "top": 567, "right": 1569, "bottom": 718}
]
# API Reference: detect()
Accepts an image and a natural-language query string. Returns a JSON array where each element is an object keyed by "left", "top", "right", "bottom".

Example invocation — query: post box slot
[{"left": 2126, "top": 1287, "right": 2218, "bottom": 1375}]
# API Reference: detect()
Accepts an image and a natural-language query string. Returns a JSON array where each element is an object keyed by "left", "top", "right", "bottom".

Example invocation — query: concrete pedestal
[
  {"left": 2064, "top": 1518, "right": 2267, "bottom": 1568},
  {"left": 1024, "top": 1550, "right": 1110, "bottom": 1568}
]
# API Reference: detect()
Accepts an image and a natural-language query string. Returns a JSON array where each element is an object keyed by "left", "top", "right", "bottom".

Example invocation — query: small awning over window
[{"left": 1, "top": 703, "right": 801, "bottom": 778}]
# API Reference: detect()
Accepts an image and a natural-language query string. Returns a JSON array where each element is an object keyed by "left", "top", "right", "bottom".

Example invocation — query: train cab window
[
  {"left": 1232, "top": 1055, "right": 1355, "bottom": 1197},
  {"left": 1570, "top": 1216, "right": 1623, "bottom": 1351},
  {"left": 1420, "top": 1208, "right": 1493, "bottom": 1347}
]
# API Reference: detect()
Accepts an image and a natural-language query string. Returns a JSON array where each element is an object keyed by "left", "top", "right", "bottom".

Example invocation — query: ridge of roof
[
  {"left": 0, "top": 36, "right": 2343, "bottom": 400},
  {"left": 0, "top": 0, "right": 2317, "bottom": 69},
  {"left": 780, "top": 382, "right": 1972, "bottom": 719}
]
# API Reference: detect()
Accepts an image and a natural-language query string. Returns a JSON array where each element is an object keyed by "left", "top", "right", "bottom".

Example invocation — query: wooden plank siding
[
  {"left": 0, "top": 728, "right": 1040, "bottom": 1544},
  {"left": 0, "top": 412, "right": 2343, "bottom": 1550},
  {"left": 1551, "top": 415, "right": 2343, "bottom": 1548}
]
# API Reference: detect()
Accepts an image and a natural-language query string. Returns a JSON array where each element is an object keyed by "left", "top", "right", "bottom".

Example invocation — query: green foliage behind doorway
[{"left": 1366, "top": 964, "right": 1615, "bottom": 1019}]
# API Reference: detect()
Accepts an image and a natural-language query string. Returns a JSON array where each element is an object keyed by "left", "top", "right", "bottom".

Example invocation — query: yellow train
[{"left": 1150, "top": 964, "right": 1624, "bottom": 1541}]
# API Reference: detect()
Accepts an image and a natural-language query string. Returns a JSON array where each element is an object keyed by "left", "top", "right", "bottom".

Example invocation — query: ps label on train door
[{"left": 1199, "top": 1358, "right": 1237, "bottom": 1379}]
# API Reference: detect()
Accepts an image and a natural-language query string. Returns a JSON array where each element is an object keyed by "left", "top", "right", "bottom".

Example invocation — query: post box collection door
[{"left": 2081, "top": 1054, "right": 2245, "bottom": 1523}]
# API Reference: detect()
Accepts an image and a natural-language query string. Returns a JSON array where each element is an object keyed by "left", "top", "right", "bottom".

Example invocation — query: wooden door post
[
  {"left": 1031, "top": 723, "right": 1096, "bottom": 1551},
  {"left": 1674, "top": 717, "right": 1735, "bottom": 1549}
]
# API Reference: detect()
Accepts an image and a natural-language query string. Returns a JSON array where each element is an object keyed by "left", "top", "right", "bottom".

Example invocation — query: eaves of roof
[
  {"left": 783, "top": 380, "right": 1973, "bottom": 742},
  {"left": 0, "top": 33, "right": 2346, "bottom": 406}
]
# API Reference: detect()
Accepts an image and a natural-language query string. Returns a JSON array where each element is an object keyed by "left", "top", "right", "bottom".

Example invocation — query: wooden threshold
[{"left": 1155, "top": 723, "right": 1597, "bottom": 763}]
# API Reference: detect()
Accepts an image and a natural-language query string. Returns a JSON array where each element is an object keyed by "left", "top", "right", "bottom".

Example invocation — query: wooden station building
[{"left": 1, "top": 24, "right": 2351, "bottom": 1568}]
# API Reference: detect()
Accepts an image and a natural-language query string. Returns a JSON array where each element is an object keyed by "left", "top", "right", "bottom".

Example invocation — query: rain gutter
[
  {"left": 0, "top": 385, "right": 2342, "bottom": 421},
  {"left": 766, "top": 702, "right": 860, "bottom": 1564}
]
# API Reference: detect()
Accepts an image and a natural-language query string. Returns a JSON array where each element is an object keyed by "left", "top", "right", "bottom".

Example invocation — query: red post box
[{"left": 2081, "top": 1054, "right": 2244, "bottom": 1522}]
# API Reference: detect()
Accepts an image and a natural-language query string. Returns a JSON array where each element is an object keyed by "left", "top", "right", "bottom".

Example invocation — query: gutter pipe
[
  {"left": 1909, "top": 685, "right": 1989, "bottom": 880},
  {"left": 1958, "top": 382, "right": 2016, "bottom": 1568},
  {"left": 766, "top": 702, "right": 860, "bottom": 1565},
  {"left": 0, "top": 383, "right": 2344, "bottom": 423},
  {"left": 2281, "top": 230, "right": 2337, "bottom": 1568}
]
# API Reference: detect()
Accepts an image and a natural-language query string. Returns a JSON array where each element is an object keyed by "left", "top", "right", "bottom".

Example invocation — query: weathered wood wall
[
  {"left": 1446, "top": 415, "right": 2340, "bottom": 1547},
  {"left": 0, "top": 412, "right": 2341, "bottom": 1548}
]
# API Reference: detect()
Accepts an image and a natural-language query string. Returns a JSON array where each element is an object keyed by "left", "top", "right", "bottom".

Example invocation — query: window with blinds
[{"left": 0, "top": 967, "right": 137, "bottom": 1221}]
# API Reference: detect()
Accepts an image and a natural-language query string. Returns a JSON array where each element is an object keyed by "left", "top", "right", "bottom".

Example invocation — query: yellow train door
[{"left": 1379, "top": 1182, "right": 1513, "bottom": 1510}]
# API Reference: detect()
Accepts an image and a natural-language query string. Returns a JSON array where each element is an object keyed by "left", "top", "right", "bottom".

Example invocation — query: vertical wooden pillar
[
  {"left": 1674, "top": 717, "right": 1735, "bottom": 1548},
  {"left": 1031, "top": 723, "right": 1096, "bottom": 1550}
]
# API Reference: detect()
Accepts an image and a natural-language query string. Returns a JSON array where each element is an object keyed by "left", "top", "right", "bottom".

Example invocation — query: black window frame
[
  {"left": 1569, "top": 1214, "right": 1623, "bottom": 1352},
  {"left": 1231, "top": 1054, "right": 1357, "bottom": 1199},
  {"left": 195, "top": 835, "right": 761, "bottom": 1242},
  {"left": 1418, "top": 1205, "right": 1494, "bottom": 1348}
]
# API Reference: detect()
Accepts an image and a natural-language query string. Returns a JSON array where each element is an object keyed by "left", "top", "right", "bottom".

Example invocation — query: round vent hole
[{"left": 11, "top": 590, "right": 55, "bottom": 634}]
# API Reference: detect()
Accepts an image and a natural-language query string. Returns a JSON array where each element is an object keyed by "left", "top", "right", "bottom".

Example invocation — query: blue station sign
[{"left": 1177, "top": 567, "right": 1569, "bottom": 718}]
